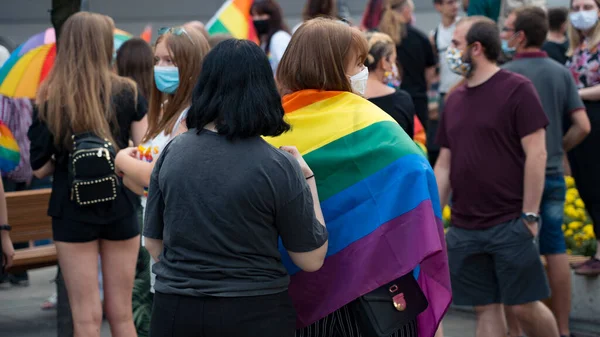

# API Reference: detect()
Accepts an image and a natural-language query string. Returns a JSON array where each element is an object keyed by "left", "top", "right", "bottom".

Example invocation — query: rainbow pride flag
[
  {"left": 206, "top": 0, "right": 258, "bottom": 43},
  {"left": 265, "top": 90, "right": 451, "bottom": 337},
  {"left": 0, "top": 120, "right": 20, "bottom": 173}
]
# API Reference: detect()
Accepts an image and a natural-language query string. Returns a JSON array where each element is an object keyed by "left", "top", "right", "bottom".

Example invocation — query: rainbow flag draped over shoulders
[
  {"left": 0, "top": 120, "right": 20, "bottom": 174},
  {"left": 265, "top": 90, "right": 451, "bottom": 337},
  {"left": 206, "top": 0, "right": 258, "bottom": 43}
]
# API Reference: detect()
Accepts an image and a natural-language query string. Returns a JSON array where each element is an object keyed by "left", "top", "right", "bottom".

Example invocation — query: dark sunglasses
[{"left": 158, "top": 27, "right": 195, "bottom": 45}]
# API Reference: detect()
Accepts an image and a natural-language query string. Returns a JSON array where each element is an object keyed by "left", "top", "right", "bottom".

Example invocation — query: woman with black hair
[
  {"left": 143, "top": 39, "right": 328, "bottom": 337},
  {"left": 251, "top": 0, "right": 292, "bottom": 73}
]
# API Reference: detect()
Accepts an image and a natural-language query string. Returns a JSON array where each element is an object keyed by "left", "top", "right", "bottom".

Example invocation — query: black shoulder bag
[
  {"left": 351, "top": 272, "right": 428, "bottom": 337},
  {"left": 68, "top": 133, "right": 119, "bottom": 206}
]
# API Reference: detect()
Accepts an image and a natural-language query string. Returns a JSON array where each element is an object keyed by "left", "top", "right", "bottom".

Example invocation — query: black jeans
[{"left": 150, "top": 291, "right": 296, "bottom": 337}]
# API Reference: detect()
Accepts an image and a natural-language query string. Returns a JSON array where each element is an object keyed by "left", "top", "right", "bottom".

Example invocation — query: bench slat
[
  {"left": 8, "top": 245, "right": 57, "bottom": 273},
  {"left": 6, "top": 188, "right": 52, "bottom": 242}
]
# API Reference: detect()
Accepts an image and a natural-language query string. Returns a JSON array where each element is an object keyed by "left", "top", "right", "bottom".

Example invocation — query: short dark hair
[
  {"left": 186, "top": 39, "right": 290, "bottom": 140},
  {"left": 433, "top": 0, "right": 442, "bottom": 4},
  {"left": 514, "top": 6, "right": 548, "bottom": 48},
  {"left": 548, "top": 7, "right": 568, "bottom": 31},
  {"left": 466, "top": 20, "right": 501, "bottom": 61}
]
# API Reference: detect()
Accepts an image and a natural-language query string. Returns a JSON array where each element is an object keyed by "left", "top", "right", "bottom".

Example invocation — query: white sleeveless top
[{"left": 139, "top": 107, "right": 189, "bottom": 210}]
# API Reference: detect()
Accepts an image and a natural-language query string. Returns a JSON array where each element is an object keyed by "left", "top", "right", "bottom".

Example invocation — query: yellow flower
[
  {"left": 562, "top": 224, "right": 566, "bottom": 231},
  {"left": 568, "top": 221, "right": 583, "bottom": 230},
  {"left": 565, "top": 193, "right": 576, "bottom": 204},
  {"left": 575, "top": 198, "right": 585, "bottom": 209},
  {"left": 564, "top": 229, "right": 574, "bottom": 237},
  {"left": 584, "top": 224, "right": 594, "bottom": 235},
  {"left": 564, "top": 205, "right": 577, "bottom": 219},
  {"left": 576, "top": 240, "right": 583, "bottom": 248},
  {"left": 567, "top": 249, "right": 573, "bottom": 255},
  {"left": 442, "top": 206, "right": 451, "bottom": 222},
  {"left": 577, "top": 209, "right": 588, "bottom": 221},
  {"left": 565, "top": 176, "right": 575, "bottom": 188},
  {"left": 567, "top": 188, "right": 579, "bottom": 199}
]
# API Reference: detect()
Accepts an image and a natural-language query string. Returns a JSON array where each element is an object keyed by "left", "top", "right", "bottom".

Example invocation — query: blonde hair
[
  {"left": 144, "top": 28, "right": 210, "bottom": 142},
  {"left": 365, "top": 32, "right": 396, "bottom": 71},
  {"left": 379, "top": 0, "right": 409, "bottom": 45},
  {"left": 36, "top": 12, "right": 136, "bottom": 150},
  {"left": 277, "top": 18, "right": 368, "bottom": 95},
  {"left": 567, "top": 0, "right": 600, "bottom": 57}
]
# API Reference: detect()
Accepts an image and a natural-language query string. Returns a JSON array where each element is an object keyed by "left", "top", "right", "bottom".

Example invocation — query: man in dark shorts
[
  {"left": 435, "top": 16, "right": 560, "bottom": 337},
  {"left": 502, "top": 7, "right": 590, "bottom": 337}
]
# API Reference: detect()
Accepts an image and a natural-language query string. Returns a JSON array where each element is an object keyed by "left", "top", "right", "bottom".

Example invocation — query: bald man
[{"left": 184, "top": 21, "right": 209, "bottom": 40}]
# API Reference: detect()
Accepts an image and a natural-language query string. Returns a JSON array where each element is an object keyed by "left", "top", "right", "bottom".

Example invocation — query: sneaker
[
  {"left": 41, "top": 293, "right": 57, "bottom": 310},
  {"left": 574, "top": 258, "right": 600, "bottom": 276}
]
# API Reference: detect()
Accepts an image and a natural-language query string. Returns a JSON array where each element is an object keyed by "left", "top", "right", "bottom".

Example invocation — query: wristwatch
[
  {"left": 522, "top": 213, "right": 540, "bottom": 224},
  {"left": 0, "top": 224, "right": 11, "bottom": 231}
]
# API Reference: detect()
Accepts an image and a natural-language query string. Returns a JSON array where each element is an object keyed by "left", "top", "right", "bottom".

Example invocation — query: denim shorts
[
  {"left": 539, "top": 174, "right": 567, "bottom": 255},
  {"left": 446, "top": 218, "right": 550, "bottom": 306}
]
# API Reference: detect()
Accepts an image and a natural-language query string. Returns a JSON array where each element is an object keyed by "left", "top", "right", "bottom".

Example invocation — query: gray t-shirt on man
[
  {"left": 502, "top": 51, "right": 584, "bottom": 175},
  {"left": 143, "top": 129, "right": 328, "bottom": 298}
]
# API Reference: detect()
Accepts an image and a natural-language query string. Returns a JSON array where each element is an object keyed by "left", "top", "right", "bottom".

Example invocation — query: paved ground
[{"left": 0, "top": 267, "right": 479, "bottom": 337}]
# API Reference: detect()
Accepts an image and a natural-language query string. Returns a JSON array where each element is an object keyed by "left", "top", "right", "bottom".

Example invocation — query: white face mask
[
  {"left": 350, "top": 67, "right": 369, "bottom": 96},
  {"left": 570, "top": 10, "right": 599, "bottom": 31}
]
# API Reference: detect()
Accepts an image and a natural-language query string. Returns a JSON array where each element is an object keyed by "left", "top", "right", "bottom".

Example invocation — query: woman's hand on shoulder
[{"left": 279, "top": 146, "right": 313, "bottom": 178}]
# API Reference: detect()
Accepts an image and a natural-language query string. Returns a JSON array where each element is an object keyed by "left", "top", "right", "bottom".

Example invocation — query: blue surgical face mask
[
  {"left": 154, "top": 66, "right": 179, "bottom": 94},
  {"left": 502, "top": 39, "right": 516, "bottom": 57}
]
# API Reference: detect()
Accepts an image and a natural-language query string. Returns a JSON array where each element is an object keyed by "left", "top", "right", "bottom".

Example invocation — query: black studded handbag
[{"left": 68, "top": 132, "right": 119, "bottom": 206}]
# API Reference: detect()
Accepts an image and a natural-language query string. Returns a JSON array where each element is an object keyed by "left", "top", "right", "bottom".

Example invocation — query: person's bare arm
[
  {"left": 115, "top": 149, "right": 155, "bottom": 188},
  {"left": 123, "top": 175, "right": 145, "bottom": 196},
  {"left": 578, "top": 85, "right": 600, "bottom": 101},
  {"left": 32, "top": 160, "right": 55, "bottom": 179},
  {"left": 280, "top": 146, "right": 328, "bottom": 273},
  {"left": 287, "top": 176, "right": 328, "bottom": 272},
  {"left": 434, "top": 148, "right": 452, "bottom": 209},
  {"left": 144, "top": 237, "right": 163, "bottom": 262},
  {"left": 130, "top": 116, "right": 148, "bottom": 146},
  {"left": 563, "top": 109, "right": 590, "bottom": 152},
  {"left": 0, "top": 175, "right": 14, "bottom": 269},
  {"left": 521, "top": 128, "right": 547, "bottom": 235}
]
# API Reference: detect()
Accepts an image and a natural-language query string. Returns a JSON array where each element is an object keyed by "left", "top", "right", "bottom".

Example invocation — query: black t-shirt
[
  {"left": 28, "top": 88, "right": 147, "bottom": 223},
  {"left": 542, "top": 40, "right": 569, "bottom": 65},
  {"left": 397, "top": 24, "right": 436, "bottom": 98},
  {"left": 368, "top": 90, "right": 416, "bottom": 138},
  {"left": 143, "top": 129, "right": 328, "bottom": 298}
]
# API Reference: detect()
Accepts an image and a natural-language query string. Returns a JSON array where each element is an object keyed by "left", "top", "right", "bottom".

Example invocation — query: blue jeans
[{"left": 539, "top": 174, "right": 567, "bottom": 255}]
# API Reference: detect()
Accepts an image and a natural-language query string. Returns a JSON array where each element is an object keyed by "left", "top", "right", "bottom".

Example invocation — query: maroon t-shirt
[{"left": 436, "top": 69, "right": 549, "bottom": 230}]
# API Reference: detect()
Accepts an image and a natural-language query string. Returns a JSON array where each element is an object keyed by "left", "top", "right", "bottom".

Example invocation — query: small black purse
[{"left": 352, "top": 272, "right": 428, "bottom": 337}]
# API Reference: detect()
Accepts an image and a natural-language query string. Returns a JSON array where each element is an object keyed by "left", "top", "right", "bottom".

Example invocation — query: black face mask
[{"left": 253, "top": 19, "right": 270, "bottom": 35}]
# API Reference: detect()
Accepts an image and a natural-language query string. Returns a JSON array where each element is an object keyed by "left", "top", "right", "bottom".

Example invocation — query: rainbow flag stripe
[
  {"left": 0, "top": 121, "right": 20, "bottom": 173},
  {"left": 206, "top": 0, "right": 258, "bottom": 43},
  {"left": 265, "top": 90, "right": 451, "bottom": 337}
]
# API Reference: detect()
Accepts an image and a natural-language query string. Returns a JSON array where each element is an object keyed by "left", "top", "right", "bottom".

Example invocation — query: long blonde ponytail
[{"left": 378, "top": 0, "right": 408, "bottom": 45}]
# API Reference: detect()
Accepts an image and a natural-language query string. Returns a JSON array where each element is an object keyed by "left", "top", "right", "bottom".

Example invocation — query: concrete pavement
[{"left": 0, "top": 267, "right": 478, "bottom": 337}]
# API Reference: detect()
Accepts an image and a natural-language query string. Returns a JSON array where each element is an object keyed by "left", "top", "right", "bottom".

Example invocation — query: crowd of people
[{"left": 1, "top": 0, "right": 600, "bottom": 337}]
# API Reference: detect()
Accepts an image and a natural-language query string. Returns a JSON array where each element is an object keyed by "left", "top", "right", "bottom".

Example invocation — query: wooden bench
[{"left": 5, "top": 188, "right": 57, "bottom": 273}]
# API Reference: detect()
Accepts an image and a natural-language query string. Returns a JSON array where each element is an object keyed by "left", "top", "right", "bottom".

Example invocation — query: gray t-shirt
[
  {"left": 143, "top": 129, "right": 328, "bottom": 298},
  {"left": 502, "top": 52, "right": 584, "bottom": 175}
]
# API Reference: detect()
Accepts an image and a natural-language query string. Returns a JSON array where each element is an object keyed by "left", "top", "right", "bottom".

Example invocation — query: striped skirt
[{"left": 296, "top": 304, "right": 418, "bottom": 337}]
